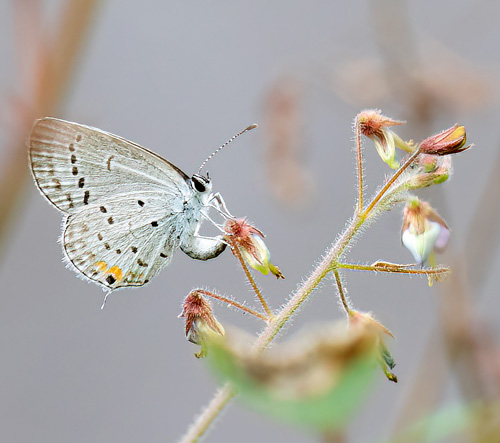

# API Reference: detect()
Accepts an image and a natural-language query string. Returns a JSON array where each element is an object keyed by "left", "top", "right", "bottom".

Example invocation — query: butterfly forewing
[{"left": 29, "top": 118, "right": 191, "bottom": 214}]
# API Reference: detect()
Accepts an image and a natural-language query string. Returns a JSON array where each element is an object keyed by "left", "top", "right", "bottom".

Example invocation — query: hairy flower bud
[
  {"left": 179, "top": 290, "right": 225, "bottom": 358},
  {"left": 401, "top": 197, "right": 450, "bottom": 264},
  {"left": 224, "top": 218, "right": 284, "bottom": 279},
  {"left": 349, "top": 310, "right": 397, "bottom": 382},
  {"left": 357, "top": 109, "right": 406, "bottom": 169},
  {"left": 407, "top": 155, "right": 453, "bottom": 189},
  {"left": 419, "top": 124, "right": 471, "bottom": 156}
]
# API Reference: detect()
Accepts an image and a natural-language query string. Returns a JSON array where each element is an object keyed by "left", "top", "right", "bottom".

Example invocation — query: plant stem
[
  {"left": 183, "top": 213, "right": 365, "bottom": 440},
  {"left": 355, "top": 116, "right": 365, "bottom": 213},
  {"left": 179, "top": 383, "right": 236, "bottom": 443},
  {"left": 195, "top": 289, "right": 268, "bottom": 322},
  {"left": 363, "top": 147, "right": 421, "bottom": 217},
  {"left": 253, "top": 212, "right": 364, "bottom": 350},
  {"left": 183, "top": 147, "right": 424, "bottom": 440},
  {"left": 338, "top": 262, "right": 450, "bottom": 276},
  {"left": 230, "top": 241, "right": 273, "bottom": 319},
  {"left": 333, "top": 268, "right": 351, "bottom": 315}
]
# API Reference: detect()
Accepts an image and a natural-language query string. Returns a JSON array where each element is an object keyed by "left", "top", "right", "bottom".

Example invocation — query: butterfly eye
[{"left": 192, "top": 175, "right": 209, "bottom": 193}]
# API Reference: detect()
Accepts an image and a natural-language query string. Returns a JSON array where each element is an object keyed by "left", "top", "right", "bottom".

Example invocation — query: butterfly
[{"left": 29, "top": 118, "right": 256, "bottom": 300}]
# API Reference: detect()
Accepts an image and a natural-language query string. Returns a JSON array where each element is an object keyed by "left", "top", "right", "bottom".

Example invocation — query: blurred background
[{"left": 1, "top": 1, "right": 500, "bottom": 442}]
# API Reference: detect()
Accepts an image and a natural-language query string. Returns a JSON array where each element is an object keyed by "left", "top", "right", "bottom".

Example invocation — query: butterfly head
[{"left": 191, "top": 173, "right": 212, "bottom": 195}]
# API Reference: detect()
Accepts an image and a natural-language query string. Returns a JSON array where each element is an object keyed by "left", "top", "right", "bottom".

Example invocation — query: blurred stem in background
[
  {"left": 0, "top": 0, "right": 99, "bottom": 263},
  {"left": 368, "top": 0, "right": 500, "bottom": 440}
]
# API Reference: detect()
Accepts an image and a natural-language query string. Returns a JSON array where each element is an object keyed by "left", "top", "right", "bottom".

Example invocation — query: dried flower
[
  {"left": 401, "top": 197, "right": 450, "bottom": 264},
  {"left": 357, "top": 109, "right": 405, "bottom": 169},
  {"left": 224, "top": 218, "right": 284, "bottom": 279},
  {"left": 419, "top": 124, "right": 471, "bottom": 155},
  {"left": 179, "top": 290, "right": 225, "bottom": 358},
  {"left": 349, "top": 310, "right": 397, "bottom": 382}
]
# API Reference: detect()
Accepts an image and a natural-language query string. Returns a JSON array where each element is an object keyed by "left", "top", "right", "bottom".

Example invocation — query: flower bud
[
  {"left": 407, "top": 155, "right": 453, "bottom": 189},
  {"left": 401, "top": 197, "right": 450, "bottom": 264},
  {"left": 349, "top": 310, "right": 397, "bottom": 382},
  {"left": 357, "top": 109, "right": 405, "bottom": 169},
  {"left": 179, "top": 290, "right": 225, "bottom": 358},
  {"left": 224, "top": 218, "right": 284, "bottom": 279},
  {"left": 419, "top": 124, "right": 471, "bottom": 156}
]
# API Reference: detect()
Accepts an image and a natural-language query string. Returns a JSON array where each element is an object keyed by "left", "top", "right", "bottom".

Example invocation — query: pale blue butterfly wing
[
  {"left": 29, "top": 118, "right": 208, "bottom": 289},
  {"left": 29, "top": 118, "right": 190, "bottom": 213}
]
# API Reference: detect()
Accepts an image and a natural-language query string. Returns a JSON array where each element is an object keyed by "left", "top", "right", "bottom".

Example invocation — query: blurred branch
[
  {"left": 0, "top": 0, "right": 99, "bottom": 263},
  {"left": 391, "top": 146, "right": 500, "bottom": 439}
]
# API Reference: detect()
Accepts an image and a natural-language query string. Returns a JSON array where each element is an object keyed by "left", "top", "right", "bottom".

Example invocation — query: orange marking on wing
[
  {"left": 108, "top": 266, "right": 123, "bottom": 282},
  {"left": 94, "top": 261, "right": 108, "bottom": 273}
]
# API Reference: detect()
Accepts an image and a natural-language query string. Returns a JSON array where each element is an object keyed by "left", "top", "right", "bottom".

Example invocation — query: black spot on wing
[
  {"left": 83, "top": 191, "right": 90, "bottom": 205},
  {"left": 107, "top": 155, "right": 114, "bottom": 171}
]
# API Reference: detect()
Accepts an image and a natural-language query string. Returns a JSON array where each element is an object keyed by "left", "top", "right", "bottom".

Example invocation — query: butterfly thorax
[{"left": 178, "top": 175, "right": 226, "bottom": 261}]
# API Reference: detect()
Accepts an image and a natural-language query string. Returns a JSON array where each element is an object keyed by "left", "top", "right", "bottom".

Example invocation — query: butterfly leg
[
  {"left": 101, "top": 290, "right": 113, "bottom": 310},
  {"left": 210, "top": 193, "right": 233, "bottom": 218}
]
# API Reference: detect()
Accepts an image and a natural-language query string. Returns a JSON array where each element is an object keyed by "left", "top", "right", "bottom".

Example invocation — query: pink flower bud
[
  {"left": 179, "top": 290, "right": 225, "bottom": 358},
  {"left": 357, "top": 109, "right": 405, "bottom": 169},
  {"left": 419, "top": 124, "right": 471, "bottom": 156},
  {"left": 224, "top": 218, "right": 284, "bottom": 279}
]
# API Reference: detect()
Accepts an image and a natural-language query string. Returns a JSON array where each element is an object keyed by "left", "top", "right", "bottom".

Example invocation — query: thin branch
[
  {"left": 195, "top": 289, "right": 268, "bottom": 322},
  {"left": 253, "top": 213, "right": 364, "bottom": 351},
  {"left": 338, "top": 262, "right": 450, "bottom": 277},
  {"left": 0, "top": 0, "right": 99, "bottom": 262},
  {"left": 333, "top": 268, "right": 351, "bottom": 315},
  {"left": 229, "top": 241, "right": 273, "bottom": 320},
  {"left": 363, "top": 147, "right": 421, "bottom": 216},
  {"left": 354, "top": 116, "right": 365, "bottom": 213},
  {"left": 180, "top": 383, "right": 236, "bottom": 443}
]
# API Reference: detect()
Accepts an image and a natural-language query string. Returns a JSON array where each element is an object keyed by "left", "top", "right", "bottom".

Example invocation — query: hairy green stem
[
  {"left": 338, "top": 262, "right": 450, "bottom": 276},
  {"left": 179, "top": 383, "right": 236, "bottom": 443},
  {"left": 363, "top": 147, "right": 421, "bottom": 217},
  {"left": 355, "top": 116, "right": 365, "bottom": 213},
  {"left": 229, "top": 239, "right": 273, "bottom": 319},
  {"left": 195, "top": 289, "right": 268, "bottom": 322},
  {"left": 333, "top": 268, "right": 351, "bottom": 315}
]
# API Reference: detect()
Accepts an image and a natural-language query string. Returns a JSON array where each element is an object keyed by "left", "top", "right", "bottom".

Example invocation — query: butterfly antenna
[{"left": 198, "top": 123, "right": 258, "bottom": 174}]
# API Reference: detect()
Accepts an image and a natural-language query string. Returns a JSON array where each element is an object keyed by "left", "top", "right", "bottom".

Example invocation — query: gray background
[{"left": 1, "top": 1, "right": 499, "bottom": 442}]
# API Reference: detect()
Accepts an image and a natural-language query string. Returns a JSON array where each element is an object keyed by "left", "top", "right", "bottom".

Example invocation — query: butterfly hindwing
[
  {"left": 29, "top": 117, "right": 191, "bottom": 214},
  {"left": 63, "top": 192, "right": 185, "bottom": 289}
]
